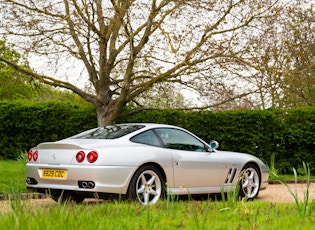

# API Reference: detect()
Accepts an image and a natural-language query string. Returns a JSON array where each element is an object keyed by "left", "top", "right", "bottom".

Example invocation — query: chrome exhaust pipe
[
  {"left": 87, "top": 181, "right": 95, "bottom": 189},
  {"left": 26, "top": 177, "right": 38, "bottom": 185},
  {"left": 78, "top": 180, "right": 95, "bottom": 189},
  {"left": 82, "top": 181, "right": 88, "bottom": 188}
]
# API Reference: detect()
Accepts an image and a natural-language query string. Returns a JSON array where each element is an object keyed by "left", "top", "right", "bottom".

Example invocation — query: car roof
[
  {"left": 114, "top": 123, "right": 180, "bottom": 129},
  {"left": 128, "top": 123, "right": 174, "bottom": 126}
]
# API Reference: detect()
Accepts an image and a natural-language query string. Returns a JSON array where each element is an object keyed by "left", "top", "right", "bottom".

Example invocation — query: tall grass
[
  {"left": 272, "top": 162, "right": 311, "bottom": 217},
  {"left": 1, "top": 159, "right": 315, "bottom": 228},
  {"left": 220, "top": 182, "right": 242, "bottom": 212},
  {"left": 269, "top": 152, "right": 312, "bottom": 218},
  {"left": 166, "top": 188, "right": 210, "bottom": 229},
  {"left": 2, "top": 198, "right": 315, "bottom": 229}
]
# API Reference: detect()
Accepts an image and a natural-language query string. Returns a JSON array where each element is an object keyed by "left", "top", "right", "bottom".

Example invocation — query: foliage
[
  {"left": 247, "top": 2, "right": 315, "bottom": 109},
  {"left": 278, "top": 4, "right": 315, "bottom": 107},
  {"left": 0, "top": 38, "right": 34, "bottom": 100},
  {"left": 1, "top": 159, "right": 315, "bottom": 229},
  {"left": 0, "top": 101, "right": 314, "bottom": 174},
  {"left": 0, "top": 101, "right": 96, "bottom": 159},
  {"left": 2, "top": 198, "right": 315, "bottom": 229},
  {"left": 0, "top": 37, "right": 89, "bottom": 103},
  {"left": 272, "top": 162, "right": 311, "bottom": 218},
  {"left": 118, "top": 107, "right": 315, "bottom": 174},
  {"left": 0, "top": 0, "right": 299, "bottom": 126}
]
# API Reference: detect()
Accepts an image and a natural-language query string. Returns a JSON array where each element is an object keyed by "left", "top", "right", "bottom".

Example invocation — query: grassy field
[
  {"left": 1, "top": 159, "right": 315, "bottom": 229},
  {"left": 0, "top": 159, "right": 28, "bottom": 194},
  {"left": 1, "top": 197, "right": 315, "bottom": 229}
]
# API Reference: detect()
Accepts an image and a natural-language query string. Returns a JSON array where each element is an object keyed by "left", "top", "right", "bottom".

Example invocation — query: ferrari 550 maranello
[{"left": 26, "top": 123, "right": 269, "bottom": 205}]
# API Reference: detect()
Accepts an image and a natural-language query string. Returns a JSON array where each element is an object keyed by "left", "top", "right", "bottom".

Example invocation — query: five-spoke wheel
[
  {"left": 128, "top": 165, "right": 164, "bottom": 205},
  {"left": 239, "top": 163, "right": 261, "bottom": 199}
]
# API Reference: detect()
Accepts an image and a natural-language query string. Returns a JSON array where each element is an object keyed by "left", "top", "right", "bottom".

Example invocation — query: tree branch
[{"left": 0, "top": 55, "right": 96, "bottom": 103}]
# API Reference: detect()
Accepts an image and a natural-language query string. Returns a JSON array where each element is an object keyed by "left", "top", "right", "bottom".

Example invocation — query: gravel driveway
[
  {"left": 258, "top": 183, "right": 315, "bottom": 203},
  {"left": 1, "top": 183, "right": 315, "bottom": 212}
]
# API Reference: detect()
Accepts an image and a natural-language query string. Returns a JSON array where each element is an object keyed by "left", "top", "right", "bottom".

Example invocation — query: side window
[
  {"left": 155, "top": 128, "right": 206, "bottom": 152},
  {"left": 130, "top": 130, "right": 162, "bottom": 147}
]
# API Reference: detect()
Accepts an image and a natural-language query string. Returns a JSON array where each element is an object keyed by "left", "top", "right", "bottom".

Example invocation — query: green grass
[
  {"left": 2, "top": 199, "right": 315, "bottom": 229},
  {"left": 0, "top": 159, "right": 28, "bottom": 194},
  {"left": 268, "top": 173, "right": 315, "bottom": 181},
  {"left": 1, "top": 159, "right": 315, "bottom": 229}
]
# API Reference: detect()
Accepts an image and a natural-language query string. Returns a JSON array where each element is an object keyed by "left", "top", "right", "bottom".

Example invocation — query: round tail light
[
  {"left": 33, "top": 150, "right": 38, "bottom": 161},
  {"left": 87, "top": 151, "right": 98, "bottom": 163},
  {"left": 27, "top": 151, "right": 33, "bottom": 161},
  {"left": 76, "top": 151, "right": 85, "bottom": 163}
]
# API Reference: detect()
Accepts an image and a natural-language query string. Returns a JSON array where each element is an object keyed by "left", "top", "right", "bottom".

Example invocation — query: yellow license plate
[{"left": 41, "top": 169, "right": 67, "bottom": 179}]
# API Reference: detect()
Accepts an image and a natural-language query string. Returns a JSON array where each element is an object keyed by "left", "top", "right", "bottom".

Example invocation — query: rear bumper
[
  {"left": 26, "top": 187, "right": 122, "bottom": 200},
  {"left": 26, "top": 163, "right": 137, "bottom": 195}
]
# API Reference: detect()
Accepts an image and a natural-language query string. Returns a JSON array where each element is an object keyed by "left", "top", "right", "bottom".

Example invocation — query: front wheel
[
  {"left": 128, "top": 165, "right": 164, "bottom": 205},
  {"left": 239, "top": 163, "right": 261, "bottom": 199}
]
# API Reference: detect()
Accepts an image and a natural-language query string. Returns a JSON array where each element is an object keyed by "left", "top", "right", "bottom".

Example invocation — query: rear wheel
[
  {"left": 239, "top": 163, "right": 261, "bottom": 199},
  {"left": 128, "top": 165, "right": 164, "bottom": 205}
]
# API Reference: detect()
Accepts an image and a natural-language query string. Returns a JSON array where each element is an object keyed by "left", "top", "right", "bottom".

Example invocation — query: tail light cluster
[
  {"left": 27, "top": 150, "right": 98, "bottom": 163},
  {"left": 76, "top": 151, "right": 98, "bottom": 163},
  {"left": 28, "top": 150, "right": 38, "bottom": 162}
]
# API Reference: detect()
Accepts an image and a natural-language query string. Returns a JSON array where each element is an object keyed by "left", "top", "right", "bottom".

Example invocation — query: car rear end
[{"left": 26, "top": 142, "right": 136, "bottom": 197}]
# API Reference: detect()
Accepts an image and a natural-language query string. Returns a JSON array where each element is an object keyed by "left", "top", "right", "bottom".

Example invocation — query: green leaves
[
  {"left": 0, "top": 101, "right": 96, "bottom": 159},
  {"left": 119, "top": 107, "right": 315, "bottom": 174},
  {"left": 0, "top": 101, "right": 314, "bottom": 175}
]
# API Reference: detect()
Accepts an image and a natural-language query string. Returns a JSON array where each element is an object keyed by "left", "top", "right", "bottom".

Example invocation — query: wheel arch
[
  {"left": 242, "top": 161, "right": 262, "bottom": 183},
  {"left": 126, "top": 162, "right": 167, "bottom": 204},
  {"left": 134, "top": 162, "right": 167, "bottom": 184}
]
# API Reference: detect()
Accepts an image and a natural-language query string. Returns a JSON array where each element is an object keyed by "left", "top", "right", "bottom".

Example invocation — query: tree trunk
[
  {"left": 95, "top": 101, "right": 123, "bottom": 126},
  {"left": 95, "top": 104, "right": 114, "bottom": 126}
]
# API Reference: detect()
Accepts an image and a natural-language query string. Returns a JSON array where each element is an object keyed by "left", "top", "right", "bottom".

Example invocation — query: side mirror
[{"left": 209, "top": 140, "right": 219, "bottom": 150}]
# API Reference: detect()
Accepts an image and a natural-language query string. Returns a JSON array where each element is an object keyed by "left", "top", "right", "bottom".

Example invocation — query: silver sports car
[{"left": 26, "top": 123, "right": 269, "bottom": 205}]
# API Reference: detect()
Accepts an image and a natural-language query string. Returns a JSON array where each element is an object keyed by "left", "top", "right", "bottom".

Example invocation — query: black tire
[
  {"left": 239, "top": 163, "right": 261, "bottom": 199},
  {"left": 127, "top": 165, "right": 165, "bottom": 205}
]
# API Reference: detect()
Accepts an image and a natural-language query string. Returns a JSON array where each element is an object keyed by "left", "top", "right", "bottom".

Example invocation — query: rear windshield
[{"left": 72, "top": 125, "right": 145, "bottom": 139}]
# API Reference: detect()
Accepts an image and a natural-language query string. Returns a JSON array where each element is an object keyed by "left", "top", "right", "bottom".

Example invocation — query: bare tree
[
  {"left": 280, "top": 4, "right": 315, "bottom": 107},
  {"left": 241, "top": 1, "right": 315, "bottom": 109},
  {"left": 0, "top": 0, "right": 284, "bottom": 125}
]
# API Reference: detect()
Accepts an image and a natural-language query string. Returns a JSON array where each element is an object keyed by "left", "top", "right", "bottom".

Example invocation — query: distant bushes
[
  {"left": 0, "top": 101, "right": 314, "bottom": 174},
  {"left": 0, "top": 101, "right": 96, "bottom": 159},
  {"left": 118, "top": 107, "right": 315, "bottom": 174}
]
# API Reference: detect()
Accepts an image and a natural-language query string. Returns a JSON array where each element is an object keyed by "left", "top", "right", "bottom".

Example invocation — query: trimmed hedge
[
  {"left": 117, "top": 107, "right": 315, "bottom": 174},
  {"left": 0, "top": 101, "right": 96, "bottom": 159},
  {"left": 0, "top": 101, "right": 314, "bottom": 174}
]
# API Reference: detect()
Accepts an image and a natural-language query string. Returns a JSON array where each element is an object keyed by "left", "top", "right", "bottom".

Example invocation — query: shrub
[
  {"left": 0, "top": 101, "right": 96, "bottom": 159},
  {"left": 0, "top": 101, "right": 314, "bottom": 174}
]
